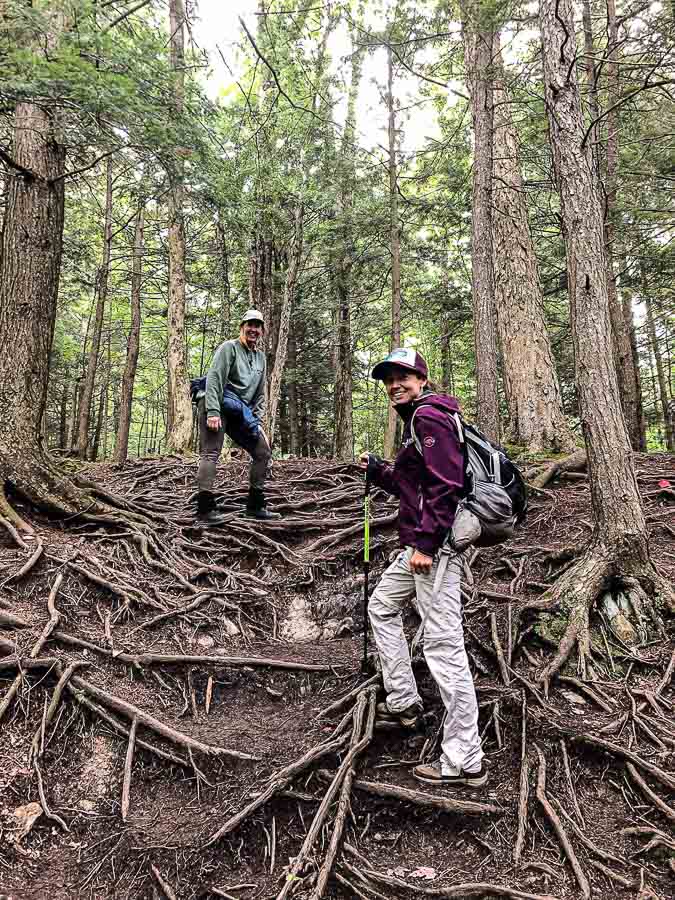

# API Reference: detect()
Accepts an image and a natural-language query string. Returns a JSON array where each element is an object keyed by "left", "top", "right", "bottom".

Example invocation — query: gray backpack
[{"left": 411, "top": 408, "right": 527, "bottom": 552}]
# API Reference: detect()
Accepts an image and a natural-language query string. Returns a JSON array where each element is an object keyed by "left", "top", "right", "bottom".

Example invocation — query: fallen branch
[
  {"left": 121, "top": 718, "right": 138, "bottom": 822},
  {"left": 514, "top": 693, "right": 529, "bottom": 866},
  {"left": 151, "top": 864, "right": 178, "bottom": 900}
]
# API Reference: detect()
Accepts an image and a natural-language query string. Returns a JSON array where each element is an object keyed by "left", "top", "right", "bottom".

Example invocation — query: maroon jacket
[{"left": 370, "top": 392, "right": 465, "bottom": 557}]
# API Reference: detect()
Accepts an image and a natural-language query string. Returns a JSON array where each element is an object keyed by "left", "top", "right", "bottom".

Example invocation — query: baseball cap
[
  {"left": 241, "top": 309, "right": 265, "bottom": 326},
  {"left": 371, "top": 347, "right": 429, "bottom": 381}
]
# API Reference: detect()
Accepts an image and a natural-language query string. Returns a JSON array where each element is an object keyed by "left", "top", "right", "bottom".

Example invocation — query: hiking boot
[
  {"left": 413, "top": 759, "right": 488, "bottom": 787},
  {"left": 246, "top": 487, "right": 281, "bottom": 521},
  {"left": 376, "top": 701, "right": 423, "bottom": 729},
  {"left": 196, "top": 491, "right": 229, "bottom": 526}
]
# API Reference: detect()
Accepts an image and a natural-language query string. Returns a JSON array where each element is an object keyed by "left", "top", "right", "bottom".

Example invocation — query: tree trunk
[
  {"left": 0, "top": 99, "right": 75, "bottom": 524},
  {"left": 540, "top": 0, "right": 646, "bottom": 551},
  {"left": 440, "top": 308, "right": 455, "bottom": 395},
  {"left": 266, "top": 205, "right": 304, "bottom": 444},
  {"left": 76, "top": 156, "right": 113, "bottom": 459},
  {"left": 581, "top": 0, "right": 601, "bottom": 176},
  {"left": 288, "top": 327, "right": 300, "bottom": 457},
  {"left": 165, "top": 0, "right": 193, "bottom": 454},
  {"left": 332, "top": 43, "right": 363, "bottom": 460},
  {"left": 642, "top": 264, "right": 674, "bottom": 450},
  {"left": 59, "top": 369, "right": 69, "bottom": 450},
  {"left": 492, "top": 44, "right": 576, "bottom": 452},
  {"left": 115, "top": 205, "right": 145, "bottom": 466},
  {"left": 604, "top": 0, "right": 645, "bottom": 450},
  {"left": 215, "top": 217, "right": 231, "bottom": 345},
  {"left": 530, "top": 0, "right": 673, "bottom": 683},
  {"left": 90, "top": 382, "right": 106, "bottom": 462},
  {"left": 383, "top": 47, "right": 402, "bottom": 459},
  {"left": 461, "top": 2, "right": 499, "bottom": 441}
]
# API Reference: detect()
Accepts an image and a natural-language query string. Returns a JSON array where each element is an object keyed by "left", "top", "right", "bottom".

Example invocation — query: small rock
[
  {"left": 610, "top": 612, "right": 636, "bottom": 644},
  {"left": 196, "top": 633, "right": 215, "bottom": 649},
  {"left": 13, "top": 802, "right": 42, "bottom": 840},
  {"left": 266, "top": 686, "right": 284, "bottom": 699},
  {"left": 78, "top": 799, "right": 96, "bottom": 813},
  {"left": 561, "top": 690, "right": 587, "bottom": 706},
  {"left": 221, "top": 616, "right": 240, "bottom": 637}
]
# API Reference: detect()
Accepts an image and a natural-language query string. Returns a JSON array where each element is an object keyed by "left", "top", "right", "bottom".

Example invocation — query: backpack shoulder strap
[
  {"left": 410, "top": 405, "right": 464, "bottom": 454},
  {"left": 463, "top": 423, "right": 503, "bottom": 485}
]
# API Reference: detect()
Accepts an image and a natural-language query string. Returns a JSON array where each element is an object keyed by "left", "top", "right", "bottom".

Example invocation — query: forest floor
[{"left": 0, "top": 453, "right": 673, "bottom": 900}]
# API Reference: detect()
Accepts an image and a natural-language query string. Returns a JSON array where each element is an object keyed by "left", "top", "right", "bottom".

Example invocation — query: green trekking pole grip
[{"left": 361, "top": 473, "right": 371, "bottom": 673}]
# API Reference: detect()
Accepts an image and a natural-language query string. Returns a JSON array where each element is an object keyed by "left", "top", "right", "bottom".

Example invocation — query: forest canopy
[{"left": 0, "top": 0, "right": 672, "bottom": 463}]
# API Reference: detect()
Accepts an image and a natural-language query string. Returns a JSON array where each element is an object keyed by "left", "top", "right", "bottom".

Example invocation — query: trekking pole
[{"left": 361, "top": 472, "right": 371, "bottom": 674}]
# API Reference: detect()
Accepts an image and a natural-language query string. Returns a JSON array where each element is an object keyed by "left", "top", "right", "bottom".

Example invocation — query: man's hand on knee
[
  {"left": 207, "top": 415, "right": 222, "bottom": 431},
  {"left": 410, "top": 549, "right": 433, "bottom": 575}
]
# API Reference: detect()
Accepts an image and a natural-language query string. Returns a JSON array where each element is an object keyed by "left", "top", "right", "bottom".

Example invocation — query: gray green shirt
[{"left": 205, "top": 338, "right": 267, "bottom": 419}]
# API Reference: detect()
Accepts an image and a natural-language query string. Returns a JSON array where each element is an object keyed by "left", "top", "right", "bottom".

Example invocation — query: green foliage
[{"left": 1, "top": 0, "right": 672, "bottom": 459}]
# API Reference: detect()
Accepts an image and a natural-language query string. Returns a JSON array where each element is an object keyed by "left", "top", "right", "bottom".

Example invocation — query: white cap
[{"left": 241, "top": 308, "right": 265, "bottom": 326}]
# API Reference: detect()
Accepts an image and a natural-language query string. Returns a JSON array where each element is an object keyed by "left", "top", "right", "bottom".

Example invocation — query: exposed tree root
[
  {"left": 567, "top": 731, "right": 675, "bottom": 791},
  {"left": 319, "top": 771, "right": 501, "bottom": 817},
  {"left": 52, "top": 630, "right": 335, "bottom": 672},
  {"left": 521, "top": 539, "right": 675, "bottom": 686},
  {"left": 0, "top": 609, "right": 28, "bottom": 628},
  {"left": 277, "top": 691, "right": 376, "bottom": 899},
  {"left": 343, "top": 844, "right": 560, "bottom": 900},
  {"left": 204, "top": 730, "right": 351, "bottom": 847},
  {"left": 0, "top": 574, "right": 63, "bottom": 722},
  {"left": 534, "top": 745, "right": 590, "bottom": 899},
  {"left": 68, "top": 674, "right": 258, "bottom": 760},
  {"left": 527, "top": 449, "right": 587, "bottom": 490},
  {"left": 1, "top": 449, "right": 157, "bottom": 538}
]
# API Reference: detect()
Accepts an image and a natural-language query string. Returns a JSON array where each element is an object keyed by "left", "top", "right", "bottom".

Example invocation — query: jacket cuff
[
  {"left": 206, "top": 407, "right": 221, "bottom": 419},
  {"left": 414, "top": 535, "right": 439, "bottom": 557}
]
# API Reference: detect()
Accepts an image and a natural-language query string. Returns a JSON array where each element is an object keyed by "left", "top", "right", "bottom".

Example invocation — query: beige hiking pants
[{"left": 368, "top": 546, "right": 483, "bottom": 774}]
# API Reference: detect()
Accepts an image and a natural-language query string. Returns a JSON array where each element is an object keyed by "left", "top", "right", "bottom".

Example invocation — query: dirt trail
[{"left": 0, "top": 455, "right": 673, "bottom": 899}]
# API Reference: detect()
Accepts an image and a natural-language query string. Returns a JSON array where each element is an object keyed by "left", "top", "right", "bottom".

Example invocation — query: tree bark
[
  {"left": 165, "top": 0, "right": 193, "bottom": 454},
  {"left": 58, "top": 369, "right": 69, "bottom": 450},
  {"left": 539, "top": 0, "right": 648, "bottom": 558},
  {"left": 288, "top": 327, "right": 300, "bottom": 457},
  {"left": 215, "top": 217, "right": 231, "bottom": 345},
  {"left": 604, "top": 0, "right": 645, "bottom": 450},
  {"left": 90, "top": 382, "right": 106, "bottom": 462},
  {"left": 461, "top": 2, "right": 499, "bottom": 441},
  {"left": 115, "top": 205, "right": 145, "bottom": 466},
  {"left": 0, "top": 99, "right": 74, "bottom": 524},
  {"left": 383, "top": 46, "right": 402, "bottom": 460},
  {"left": 642, "top": 264, "right": 674, "bottom": 450},
  {"left": 76, "top": 156, "right": 113, "bottom": 459},
  {"left": 266, "top": 205, "right": 303, "bottom": 445},
  {"left": 492, "top": 44, "right": 576, "bottom": 452}
]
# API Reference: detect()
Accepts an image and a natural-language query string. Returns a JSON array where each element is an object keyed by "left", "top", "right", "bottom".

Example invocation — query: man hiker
[
  {"left": 358, "top": 348, "right": 486, "bottom": 788},
  {"left": 195, "top": 309, "right": 280, "bottom": 524}
]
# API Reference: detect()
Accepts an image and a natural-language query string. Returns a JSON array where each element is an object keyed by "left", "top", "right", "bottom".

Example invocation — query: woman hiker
[
  {"left": 195, "top": 309, "right": 281, "bottom": 524},
  {"left": 358, "top": 348, "right": 486, "bottom": 788}
]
